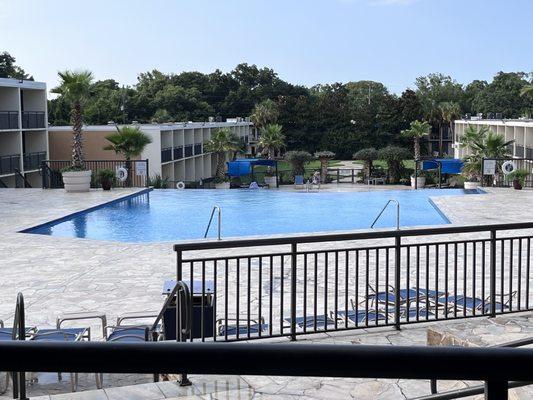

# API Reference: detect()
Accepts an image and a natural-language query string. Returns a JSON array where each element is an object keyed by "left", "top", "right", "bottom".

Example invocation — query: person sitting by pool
[{"left": 311, "top": 171, "right": 321, "bottom": 185}]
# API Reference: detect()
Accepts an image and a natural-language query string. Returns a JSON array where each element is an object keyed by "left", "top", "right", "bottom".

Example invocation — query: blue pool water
[{"left": 26, "top": 189, "right": 481, "bottom": 242}]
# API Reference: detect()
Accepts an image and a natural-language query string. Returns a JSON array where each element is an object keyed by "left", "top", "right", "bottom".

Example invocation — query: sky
[{"left": 1, "top": 0, "right": 532, "bottom": 96}]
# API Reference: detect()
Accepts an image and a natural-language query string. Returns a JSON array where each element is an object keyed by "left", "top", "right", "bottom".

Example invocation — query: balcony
[
  {"left": 515, "top": 145, "right": 525, "bottom": 158},
  {"left": 23, "top": 151, "right": 47, "bottom": 171},
  {"left": 174, "top": 146, "right": 183, "bottom": 160},
  {"left": 0, "top": 111, "right": 19, "bottom": 130},
  {"left": 161, "top": 147, "right": 172, "bottom": 163},
  {"left": 0, "top": 154, "right": 20, "bottom": 175},
  {"left": 184, "top": 145, "right": 193, "bottom": 158},
  {"left": 194, "top": 143, "right": 202, "bottom": 155},
  {"left": 21, "top": 111, "right": 46, "bottom": 129}
]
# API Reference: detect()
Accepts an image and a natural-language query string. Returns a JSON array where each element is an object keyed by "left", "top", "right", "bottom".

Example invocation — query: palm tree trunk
[
  {"left": 414, "top": 137, "right": 420, "bottom": 160},
  {"left": 71, "top": 102, "right": 84, "bottom": 169},
  {"left": 216, "top": 152, "right": 225, "bottom": 180},
  {"left": 320, "top": 159, "right": 328, "bottom": 183}
]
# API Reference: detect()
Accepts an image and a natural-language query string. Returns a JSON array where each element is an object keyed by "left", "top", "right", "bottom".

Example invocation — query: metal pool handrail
[
  {"left": 204, "top": 205, "right": 221, "bottom": 240},
  {"left": 371, "top": 199, "right": 400, "bottom": 230}
]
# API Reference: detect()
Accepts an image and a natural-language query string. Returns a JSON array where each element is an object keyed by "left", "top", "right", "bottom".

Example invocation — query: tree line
[{"left": 2, "top": 51, "right": 533, "bottom": 160}]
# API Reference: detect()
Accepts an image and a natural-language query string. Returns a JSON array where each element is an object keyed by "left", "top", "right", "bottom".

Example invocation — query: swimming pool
[{"left": 25, "top": 188, "right": 482, "bottom": 243}]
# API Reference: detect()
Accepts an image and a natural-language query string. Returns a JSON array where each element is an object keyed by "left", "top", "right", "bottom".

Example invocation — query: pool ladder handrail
[
  {"left": 370, "top": 199, "right": 400, "bottom": 230},
  {"left": 204, "top": 205, "right": 221, "bottom": 240}
]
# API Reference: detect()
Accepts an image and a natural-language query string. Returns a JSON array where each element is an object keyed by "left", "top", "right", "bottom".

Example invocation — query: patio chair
[
  {"left": 366, "top": 285, "right": 445, "bottom": 309},
  {"left": 437, "top": 291, "right": 516, "bottom": 313},
  {"left": 30, "top": 327, "right": 96, "bottom": 391},
  {"left": 294, "top": 175, "right": 305, "bottom": 189},
  {"left": 217, "top": 317, "right": 268, "bottom": 337}
]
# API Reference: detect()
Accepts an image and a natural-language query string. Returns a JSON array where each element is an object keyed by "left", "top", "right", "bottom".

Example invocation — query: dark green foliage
[
  {"left": 149, "top": 174, "right": 169, "bottom": 189},
  {"left": 284, "top": 151, "right": 313, "bottom": 177},
  {"left": 378, "top": 146, "right": 411, "bottom": 183},
  {"left": 0, "top": 52, "right": 32, "bottom": 80}
]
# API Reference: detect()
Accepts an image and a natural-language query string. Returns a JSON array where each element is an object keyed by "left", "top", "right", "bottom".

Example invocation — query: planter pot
[
  {"left": 62, "top": 170, "right": 92, "bottom": 193},
  {"left": 513, "top": 179, "right": 523, "bottom": 190},
  {"left": 215, "top": 182, "right": 230, "bottom": 189},
  {"left": 101, "top": 180, "right": 112, "bottom": 191},
  {"left": 464, "top": 181, "right": 479, "bottom": 190},
  {"left": 411, "top": 176, "right": 426, "bottom": 189},
  {"left": 264, "top": 176, "right": 277, "bottom": 187}
]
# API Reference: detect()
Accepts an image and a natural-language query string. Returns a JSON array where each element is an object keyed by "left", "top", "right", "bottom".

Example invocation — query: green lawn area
[
  {"left": 254, "top": 159, "right": 342, "bottom": 172},
  {"left": 353, "top": 159, "right": 415, "bottom": 169}
]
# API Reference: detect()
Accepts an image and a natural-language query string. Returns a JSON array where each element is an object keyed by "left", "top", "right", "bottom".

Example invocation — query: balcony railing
[
  {"left": 161, "top": 148, "right": 172, "bottom": 163},
  {"left": 184, "top": 145, "right": 193, "bottom": 158},
  {"left": 23, "top": 151, "right": 46, "bottom": 171},
  {"left": 515, "top": 145, "right": 525, "bottom": 158},
  {"left": 0, "top": 111, "right": 19, "bottom": 130},
  {"left": 21, "top": 111, "right": 45, "bottom": 129},
  {"left": 0, "top": 154, "right": 20, "bottom": 175},
  {"left": 174, "top": 146, "right": 183, "bottom": 160},
  {"left": 194, "top": 143, "right": 202, "bottom": 155}
]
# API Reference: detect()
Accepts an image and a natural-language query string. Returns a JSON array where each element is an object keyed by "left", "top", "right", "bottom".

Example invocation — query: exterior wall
[
  {"left": 48, "top": 121, "right": 253, "bottom": 186},
  {"left": 0, "top": 78, "right": 48, "bottom": 188},
  {"left": 454, "top": 119, "right": 533, "bottom": 159}
]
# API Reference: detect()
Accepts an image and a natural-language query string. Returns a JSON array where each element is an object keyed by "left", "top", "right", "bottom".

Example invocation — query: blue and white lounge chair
[
  {"left": 437, "top": 292, "right": 516, "bottom": 313},
  {"left": 333, "top": 310, "right": 387, "bottom": 325},
  {"left": 284, "top": 315, "right": 335, "bottom": 330},
  {"left": 217, "top": 318, "right": 268, "bottom": 337}
]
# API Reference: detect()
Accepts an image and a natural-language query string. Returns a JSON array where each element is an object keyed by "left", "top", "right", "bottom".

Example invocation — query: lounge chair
[
  {"left": 294, "top": 175, "right": 305, "bottom": 189},
  {"left": 284, "top": 315, "right": 335, "bottom": 331},
  {"left": 332, "top": 310, "right": 386, "bottom": 326},
  {"left": 217, "top": 317, "right": 268, "bottom": 337},
  {"left": 437, "top": 291, "right": 516, "bottom": 313},
  {"left": 366, "top": 285, "right": 445, "bottom": 308}
]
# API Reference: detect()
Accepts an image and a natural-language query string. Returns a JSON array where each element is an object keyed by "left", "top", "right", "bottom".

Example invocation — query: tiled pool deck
[{"left": 1, "top": 184, "right": 533, "bottom": 399}]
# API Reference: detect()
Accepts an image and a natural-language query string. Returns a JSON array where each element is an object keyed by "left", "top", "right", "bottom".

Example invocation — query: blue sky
[{"left": 1, "top": 0, "right": 532, "bottom": 94}]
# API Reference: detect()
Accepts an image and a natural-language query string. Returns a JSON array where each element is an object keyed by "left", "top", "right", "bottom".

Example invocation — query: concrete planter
[
  {"left": 411, "top": 176, "right": 426, "bottom": 189},
  {"left": 264, "top": 176, "right": 277, "bottom": 187},
  {"left": 62, "top": 170, "right": 92, "bottom": 192},
  {"left": 215, "top": 182, "right": 230, "bottom": 189},
  {"left": 464, "top": 181, "right": 479, "bottom": 190}
]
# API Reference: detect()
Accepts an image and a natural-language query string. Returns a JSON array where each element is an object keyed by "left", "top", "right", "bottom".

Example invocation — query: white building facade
[
  {"left": 454, "top": 119, "right": 533, "bottom": 160},
  {"left": 0, "top": 78, "right": 49, "bottom": 188}
]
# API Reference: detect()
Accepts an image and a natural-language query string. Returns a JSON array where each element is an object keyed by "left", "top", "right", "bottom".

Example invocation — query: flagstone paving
[{"left": 0, "top": 186, "right": 532, "bottom": 399}]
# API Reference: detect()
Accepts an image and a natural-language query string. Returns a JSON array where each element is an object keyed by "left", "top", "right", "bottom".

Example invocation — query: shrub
[
  {"left": 378, "top": 146, "right": 410, "bottom": 183},
  {"left": 149, "top": 174, "right": 169, "bottom": 189},
  {"left": 284, "top": 150, "right": 313, "bottom": 177}
]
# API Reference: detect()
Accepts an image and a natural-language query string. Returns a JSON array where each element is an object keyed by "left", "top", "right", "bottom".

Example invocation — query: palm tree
[
  {"left": 439, "top": 102, "right": 461, "bottom": 149},
  {"left": 314, "top": 150, "right": 335, "bottom": 183},
  {"left": 459, "top": 125, "right": 489, "bottom": 155},
  {"left": 258, "top": 124, "right": 285, "bottom": 159},
  {"left": 474, "top": 131, "right": 514, "bottom": 159},
  {"left": 353, "top": 148, "right": 378, "bottom": 180},
  {"left": 251, "top": 99, "right": 279, "bottom": 131},
  {"left": 52, "top": 70, "right": 94, "bottom": 169},
  {"left": 400, "top": 120, "right": 430, "bottom": 160},
  {"left": 204, "top": 128, "right": 242, "bottom": 181},
  {"left": 104, "top": 126, "right": 152, "bottom": 160},
  {"left": 520, "top": 85, "right": 533, "bottom": 98}
]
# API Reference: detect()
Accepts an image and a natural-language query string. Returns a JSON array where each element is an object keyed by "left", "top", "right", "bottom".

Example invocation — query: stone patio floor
[{"left": 1, "top": 185, "right": 533, "bottom": 399}]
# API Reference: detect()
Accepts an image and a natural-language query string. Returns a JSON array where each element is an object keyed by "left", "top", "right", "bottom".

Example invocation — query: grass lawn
[
  {"left": 354, "top": 159, "right": 415, "bottom": 169},
  {"left": 254, "top": 159, "right": 342, "bottom": 172}
]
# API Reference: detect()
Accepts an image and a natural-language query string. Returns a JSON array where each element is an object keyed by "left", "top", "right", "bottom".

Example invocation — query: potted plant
[
  {"left": 204, "top": 128, "right": 242, "bottom": 189},
  {"left": 314, "top": 151, "right": 335, "bottom": 183},
  {"left": 508, "top": 169, "right": 528, "bottom": 190},
  {"left": 411, "top": 171, "right": 426, "bottom": 189},
  {"left": 52, "top": 70, "right": 94, "bottom": 192},
  {"left": 461, "top": 158, "right": 482, "bottom": 189},
  {"left": 97, "top": 169, "right": 116, "bottom": 191}
]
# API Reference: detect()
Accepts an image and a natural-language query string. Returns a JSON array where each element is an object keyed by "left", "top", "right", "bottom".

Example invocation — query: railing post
[
  {"left": 490, "top": 229, "right": 497, "bottom": 318},
  {"left": 337, "top": 169, "right": 340, "bottom": 183},
  {"left": 176, "top": 249, "right": 183, "bottom": 281},
  {"left": 481, "top": 158, "right": 485, "bottom": 187},
  {"left": 145, "top": 159, "right": 150, "bottom": 187},
  {"left": 177, "top": 287, "right": 192, "bottom": 386},
  {"left": 290, "top": 242, "right": 297, "bottom": 341},
  {"left": 394, "top": 235, "right": 401, "bottom": 331},
  {"left": 484, "top": 380, "right": 508, "bottom": 400}
]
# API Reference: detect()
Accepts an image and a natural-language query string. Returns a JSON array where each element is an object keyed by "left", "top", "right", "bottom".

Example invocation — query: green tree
[
  {"left": 52, "top": 70, "right": 94, "bottom": 169},
  {"left": 259, "top": 124, "right": 285, "bottom": 159},
  {"left": 314, "top": 150, "right": 335, "bottom": 182},
  {"left": 104, "top": 125, "right": 152, "bottom": 160},
  {"left": 284, "top": 151, "right": 313, "bottom": 177},
  {"left": 459, "top": 125, "right": 489, "bottom": 155},
  {"left": 439, "top": 101, "right": 462, "bottom": 146},
  {"left": 204, "top": 128, "right": 242, "bottom": 181},
  {"left": 353, "top": 147, "right": 378, "bottom": 180},
  {"left": 473, "top": 131, "right": 514, "bottom": 159},
  {"left": 400, "top": 120, "right": 430, "bottom": 160},
  {"left": 0, "top": 52, "right": 32, "bottom": 80}
]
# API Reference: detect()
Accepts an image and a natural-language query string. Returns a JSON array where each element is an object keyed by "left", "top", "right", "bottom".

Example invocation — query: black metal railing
[
  {"left": 184, "top": 145, "right": 193, "bottom": 158},
  {"left": 194, "top": 143, "right": 202, "bottom": 155},
  {"left": 482, "top": 157, "right": 533, "bottom": 188},
  {"left": 174, "top": 146, "right": 183, "bottom": 160},
  {"left": 174, "top": 222, "right": 533, "bottom": 342},
  {"left": 21, "top": 111, "right": 45, "bottom": 129},
  {"left": 0, "top": 154, "right": 20, "bottom": 175},
  {"left": 161, "top": 148, "right": 172, "bottom": 163},
  {"left": 0, "top": 111, "right": 19, "bottom": 130},
  {"left": 41, "top": 160, "right": 149, "bottom": 189},
  {"left": 23, "top": 151, "right": 46, "bottom": 171},
  {"left": 2, "top": 340, "right": 533, "bottom": 399}
]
